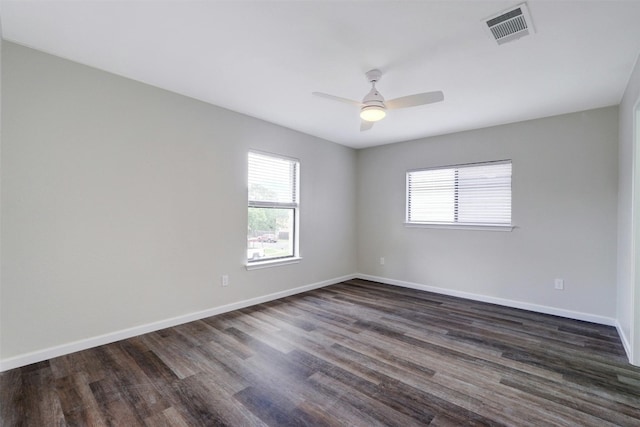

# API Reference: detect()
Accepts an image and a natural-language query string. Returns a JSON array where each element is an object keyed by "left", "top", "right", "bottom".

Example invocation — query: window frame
[
  {"left": 247, "top": 150, "right": 301, "bottom": 268},
  {"left": 405, "top": 160, "right": 513, "bottom": 231}
]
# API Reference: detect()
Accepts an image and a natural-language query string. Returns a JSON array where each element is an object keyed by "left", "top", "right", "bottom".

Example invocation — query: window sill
[
  {"left": 246, "top": 257, "right": 303, "bottom": 270},
  {"left": 404, "top": 222, "right": 514, "bottom": 231}
]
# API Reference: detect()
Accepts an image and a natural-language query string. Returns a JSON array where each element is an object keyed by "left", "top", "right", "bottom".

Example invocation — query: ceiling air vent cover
[{"left": 484, "top": 3, "right": 535, "bottom": 45}]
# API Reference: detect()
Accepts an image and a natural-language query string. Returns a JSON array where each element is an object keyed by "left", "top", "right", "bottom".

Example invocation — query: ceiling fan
[{"left": 313, "top": 69, "right": 444, "bottom": 131}]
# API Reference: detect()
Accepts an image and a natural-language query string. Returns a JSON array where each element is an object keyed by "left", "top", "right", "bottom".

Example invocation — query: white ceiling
[{"left": 1, "top": 1, "right": 640, "bottom": 149}]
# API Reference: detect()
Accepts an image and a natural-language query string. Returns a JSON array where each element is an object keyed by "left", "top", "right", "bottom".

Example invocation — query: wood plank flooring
[{"left": 2, "top": 278, "right": 640, "bottom": 426}]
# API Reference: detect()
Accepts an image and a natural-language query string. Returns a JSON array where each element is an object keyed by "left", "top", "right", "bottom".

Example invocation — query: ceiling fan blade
[
  {"left": 386, "top": 91, "right": 444, "bottom": 110},
  {"left": 360, "top": 120, "right": 374, "bottom": 132},
  {"left": 312, "top": 92, "right": 362, "bottom": 106}
]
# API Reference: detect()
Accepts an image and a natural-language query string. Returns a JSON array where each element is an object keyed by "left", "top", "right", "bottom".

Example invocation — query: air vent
[{"left": 484, "top": 3, "right": 535, "bottom": 45}]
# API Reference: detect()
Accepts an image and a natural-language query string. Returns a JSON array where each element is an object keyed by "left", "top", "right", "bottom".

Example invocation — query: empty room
[{"left": 2, "top": 0, "right": 640, "bottom": 425}]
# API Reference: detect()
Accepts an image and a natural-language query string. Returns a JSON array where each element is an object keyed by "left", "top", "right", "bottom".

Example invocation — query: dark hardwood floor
[{"left": 2, "top": 278, "right": 640, "bottom": 426}]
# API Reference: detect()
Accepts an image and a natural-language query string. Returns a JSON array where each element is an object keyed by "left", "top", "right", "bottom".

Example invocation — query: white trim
[
  {"left": 246, "top": 256, "right": 302, "bottom": 270},
  {"left": 630, "top": 95, "right": 640, "bottom": 365},
  {"left": 357, "top": 274, "right": 617, "bottom": 326},
  {"left": 616, "top": 319, "right": 633, "bottom": 361},
  {"left": 249, "top": 201, "right": 297, "bottom": 209},
  {"left": 404, "top": 223, "right": 514, "bottom": 231},
  {"left": 248, "top": 148, "right": 300, "bottom": 164},
  {"left": 406, "top": 159, "right": 512, "bottom": 174},
  {"left": 0, "top": 273, "right": 356, "bottom": 372},
  {"left": 1, "top": 271, "right": 622, "bottom": 372},
  {"left": 406, "top": 160, "right": 512, "bottom": 227}
]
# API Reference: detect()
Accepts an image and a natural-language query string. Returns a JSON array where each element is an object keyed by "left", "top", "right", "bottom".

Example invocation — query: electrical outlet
[
  {"left": 380, "top": 257, "right": 385, "bottom": 265},
  {"left": 554, "top": 278, "right": 564, "bottom": 290},
  {"left": 221, "top": 274, "right": 229, "bottom": 287}
]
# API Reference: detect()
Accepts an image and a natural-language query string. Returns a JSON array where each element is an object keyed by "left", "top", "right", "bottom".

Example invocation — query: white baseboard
[
  {"left": 2, "top": 273, "right": 625, "bottom": 372},
  {"left": 0, "top": 273, "right": 357, "bottom": 372},
  {"left": 615, "top": 320, "right": 633, "bottom": 363},
  {"left": 356, "top": 274, "right": 618, "bottom": 326}
]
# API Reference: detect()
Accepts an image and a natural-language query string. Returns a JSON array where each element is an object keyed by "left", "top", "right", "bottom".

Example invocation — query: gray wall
[
  {"left": 0, "top": 42, "right": 357, "bottom": 361},
  {"left": 357, "top": 107, "right": 619, "bottom": 320},
  {"left": 0, "top": 39, "right": 627, "bottom": 367},
  {"left": 617, "top": 54, "right": 640, "bottom": 363}
]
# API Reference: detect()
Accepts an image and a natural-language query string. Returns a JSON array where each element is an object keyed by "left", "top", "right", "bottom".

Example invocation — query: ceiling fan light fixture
[
  {"left": 360, "top": 105, "right": 386, "bottom": 122},
  {"left": 313, "top": 68, "right": 444, "bottom": 131}
]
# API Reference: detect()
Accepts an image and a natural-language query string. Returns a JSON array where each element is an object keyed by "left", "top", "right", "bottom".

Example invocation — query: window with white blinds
[
  {"left": 248, "top": 151, "right": 299, "bottom": 263},
  {"left": 406, "top": 160, "right": 512, "bottom": 227},
  {"left": 248, "top": 152, "right": 298, "bottom": 208}
]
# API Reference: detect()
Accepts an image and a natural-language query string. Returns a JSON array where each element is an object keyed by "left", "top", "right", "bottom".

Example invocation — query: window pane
[
  {"left": 407, "top": 168, "right": 455, "bottom": 223},
  {"left": 247, "top": 151, "right": 299, "bottom": 263},
  {"left": 407, "top": 161, "right": 511, "bottom": 226},
  {"left": 248, "top": 152, "right": 298, "bottom": 205},
  {"left": 247, "top": 207, "right": 294, "bottom": 262},
  {"left": 457, "top": 163, "right": 511, "bottom": 224}
]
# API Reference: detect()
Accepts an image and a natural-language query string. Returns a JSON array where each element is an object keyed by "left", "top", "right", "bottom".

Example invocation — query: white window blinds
[
  {"left": 248, "top": 151, "right": 299, "bottom": 208},
  {"left": 407, "top": 160, "right": 512, "bottom": 226}
]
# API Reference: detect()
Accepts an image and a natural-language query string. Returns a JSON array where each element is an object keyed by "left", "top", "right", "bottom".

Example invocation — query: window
[
  {"left": 248, "top": 151, "right": 299, "bottom": 263},
  {"left": 406, "top": 160, "right": 512, "bottom": 228}
]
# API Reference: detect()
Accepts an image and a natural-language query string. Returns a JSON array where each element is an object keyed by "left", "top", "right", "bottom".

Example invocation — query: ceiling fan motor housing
[
  {"left": 362, "top": 88, "right": 385, "bottom": 107},
  {"left": 361, "top": 71, "right": 387, "bottom": 122},
  {"left": 361, "top": 85, "right": 386, "bottom": 121}
]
